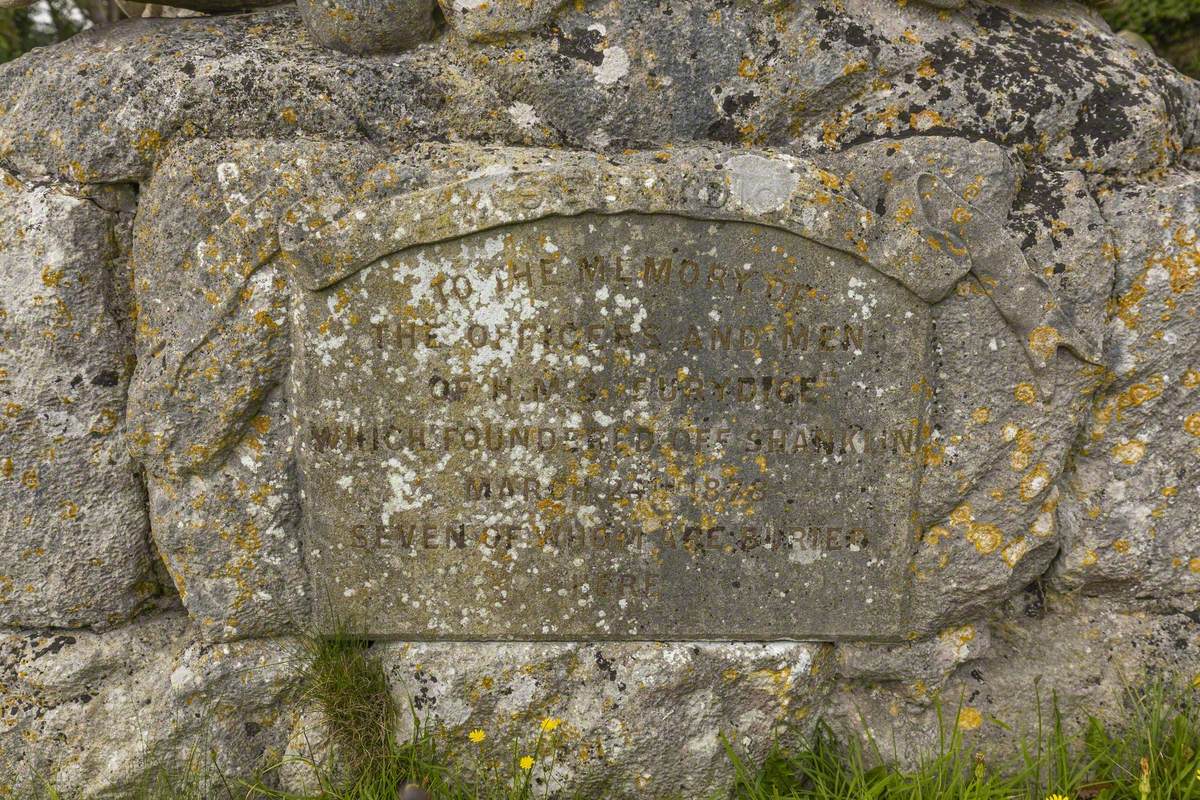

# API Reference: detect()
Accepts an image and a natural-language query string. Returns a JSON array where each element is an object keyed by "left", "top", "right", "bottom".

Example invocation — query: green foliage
[
  {"left": 257, "top": 714, "right": 568, "bottom": 800},
  {"left": 1087, "top": 0, "right": 1200, "bottom": 76},
  {"left": 726, "top": 703, "right": 1034, "bottom": 800},
  {"left": 0, "top": 7, "right": 47, "bottom": 64},
  {"left": 254, "top": 617, "right": 569, "bottom": 800},
  {"left": 1093, "top": 0, "right": 1200, "bottom": 37},
  {"left": 0, "top": 0, "right": 85, "bottom": 64}
]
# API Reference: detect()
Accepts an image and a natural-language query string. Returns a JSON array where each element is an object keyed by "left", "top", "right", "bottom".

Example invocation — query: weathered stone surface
[
  {"left": 817, "top": 140, "right": 1110, "bottom": 625},
  {"left": 298, "top": 0, "right": 436, "bottom": 55},
  {"left": 127, "top": 139, "right": 380, "bottom": 481},
  {"left": 117, "top": 128, "right": 1117, "bottom": 645},
  {"left": 144, "top": 386, "right": 307, "bottom": 640},
  {"left": 0, "top": 170, "right": 157, "bottom": 629},
  {"left": 291, "top": 144, "right": 936, "bottom": 640},
  {"left": 899, "top": 162, "right": 1109, "bottom": 629},
  {"left": 156, "top": 0, "right": 282, "bottom": 10},
  {"left": 837, "top": 622, "right": 990, "bottom": 687},
  {"left": 280, "top": 642, "right": 829, "bottom": 796},
  {"left": 278, "top": 135, "right": 1109, "bottom": 640},
  {"left": 1, "top": 2, "right": 1197, "bottom": 183},
  {"left": 0, "top": 8, "right": 503, "bottom": 183},
  {"left": 115, "top": 2, "right": 207, "bottom": 17},
  {"left": 0, "top": 613, "right": 293, "bottom": 797},
  {"left": 814, "top": 136, "right": 1114, "bottom": 633},
  {"left": 380, "top": 642, "right": 829, "bottom": 798},
  {"left": 1117, "top": 29, "right": 1155, "bottom": 54},
  {"left": 1051, "top": 171, "right": 1200, "bottom": 606},
  {"left": 437, "top": 0, "right": 565, "bottom": 40},
  {"left": 126, "top": 140, "right": 387, "bottom": 639},
  {"left": 831, "top": 593, "right": 1200, "bottom": 766},
  {"left": 0, "top": 0, "right": 1198, "bottom": 795}
]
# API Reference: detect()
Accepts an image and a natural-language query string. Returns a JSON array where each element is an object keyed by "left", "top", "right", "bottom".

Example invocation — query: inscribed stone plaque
[{"left": 294, "top": 211, "right": 930, "bottom": 639}]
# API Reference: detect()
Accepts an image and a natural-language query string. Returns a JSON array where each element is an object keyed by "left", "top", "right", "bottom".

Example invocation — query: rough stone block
[
  {"left": 0, "top": 613, "right": 293, "bottom": 796},
  {"left": 832, "top": 594, "right": 1200, "bottom": 766},
  {"left": 0, "top": 170, "right": 156, "bottom": 629},
  {"left": 437, "top": 0, "right": 565, "bottom": 40},
  {"left": 0, "top": 0, "right": 1196, "bottom": 794},
  {"left": 1052, "top": 173, "right": 1200, "bottom": 605},
  {"left": 285, "top": 641, "right": 830, "bottom": 798}
]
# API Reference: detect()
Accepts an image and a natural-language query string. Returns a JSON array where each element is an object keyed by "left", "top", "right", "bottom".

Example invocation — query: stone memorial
[
  {"left": 0, "top": 0, "right": 1198, "bottom": 796},
  {"left": 291, "top": 146, "right": 933, "bottom": 640}
]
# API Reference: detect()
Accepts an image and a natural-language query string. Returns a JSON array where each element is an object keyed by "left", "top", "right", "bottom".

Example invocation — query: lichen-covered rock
[
  {"left": 831, "top": 593, "right": 1200, "bottom": 766},
  {"left": 436, "top": 0, "right": 565, "bottom": 40},
  {"left": 0, "top": 0, "right": 1197, "bottom": 794},
  {"left": 0, "top": 9, "right": 470, "bottom": 182},
  {"left": 376, "top": 642, "right": 830, "bottom": 798},
  {"left": 2, "top": 2, "right": 1197, "bottom": 182},
  {"left": 837, "top": 622, "right": 991, "bottom": 687},
  {"left": 160, "top": 0, "right": 283, "bottom": 11},
  {"left": 815, "top": 135, "right": 1109, "bottom": 631},
  {"left": 0, "top": 613, "right": 294, "bottom": 797},
  {"left": 0, "top": 171, "right": 157, "bottom": 629},
  {"left": 298, "top": 0, "right": 436, "bottom": 54},
  {"left": 278, "top": 644, "right": 829, "bottom": 796},
  {"left": 144, "top": 386, "right": 306, "bottom": 640},
  {"left": 1052, "top": 171, "right": 1200, "bottom": 605},
  {"left": 126, "top": 139, "right": 388, "bottom": 639}
]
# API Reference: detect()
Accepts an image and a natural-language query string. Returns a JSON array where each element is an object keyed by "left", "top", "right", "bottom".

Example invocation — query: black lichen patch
[
  {"left": 31, "top": 635, "right": 76, "bottom": 660},
  {"left": 91, "top": 369, "right": 120, "bottom": 387},
  {"left": 921, "top": 4, "right": 1150, "bottom": 164},
  {"left": 706, "top": 88, "right": 759, "bottom": 143},
  {"left": 551, "top": 25, "right": 606, "bottom": 67},
  {"left": 594, "top": 649, "right": 618, "bottom": 681},
  {"left": 1010, "top": 167, "right": 1069, "bottom": 247},
  {"left": 813, "top": 4, "right": 886, "bottom": 60}
]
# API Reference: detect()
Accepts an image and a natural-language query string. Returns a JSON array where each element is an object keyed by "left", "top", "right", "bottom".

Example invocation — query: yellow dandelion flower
[
  {"left": 956, "top": 706, "right": 983, "bottom": 731},
  {"left": 519, "top": 755, "right": 534, "bottom": 770},
  {"left": 468, "top": 729, "right": 486, "bottom": 744},
  {"left": 540, "top": 717, "right": 562, "bottom": 732},
  {"left": 1045, "top": 794, "right": 1071, "bottom": 800}
]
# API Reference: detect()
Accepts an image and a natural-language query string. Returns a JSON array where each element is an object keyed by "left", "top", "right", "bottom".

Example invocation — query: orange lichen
[
  {"left": 1013, "top": 383, "right": 1037, "bottom": 405},
  {"left": 966, "top": 522, "right": 1002, "bottom": 554},
  {"left": 1111, "top": 439, "right": 1147, "bottom": 464}
]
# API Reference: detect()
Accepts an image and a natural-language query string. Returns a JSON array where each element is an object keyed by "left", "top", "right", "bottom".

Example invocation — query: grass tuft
[{"left": 290, "top": 620, "right": 400, "bottom": 789}]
